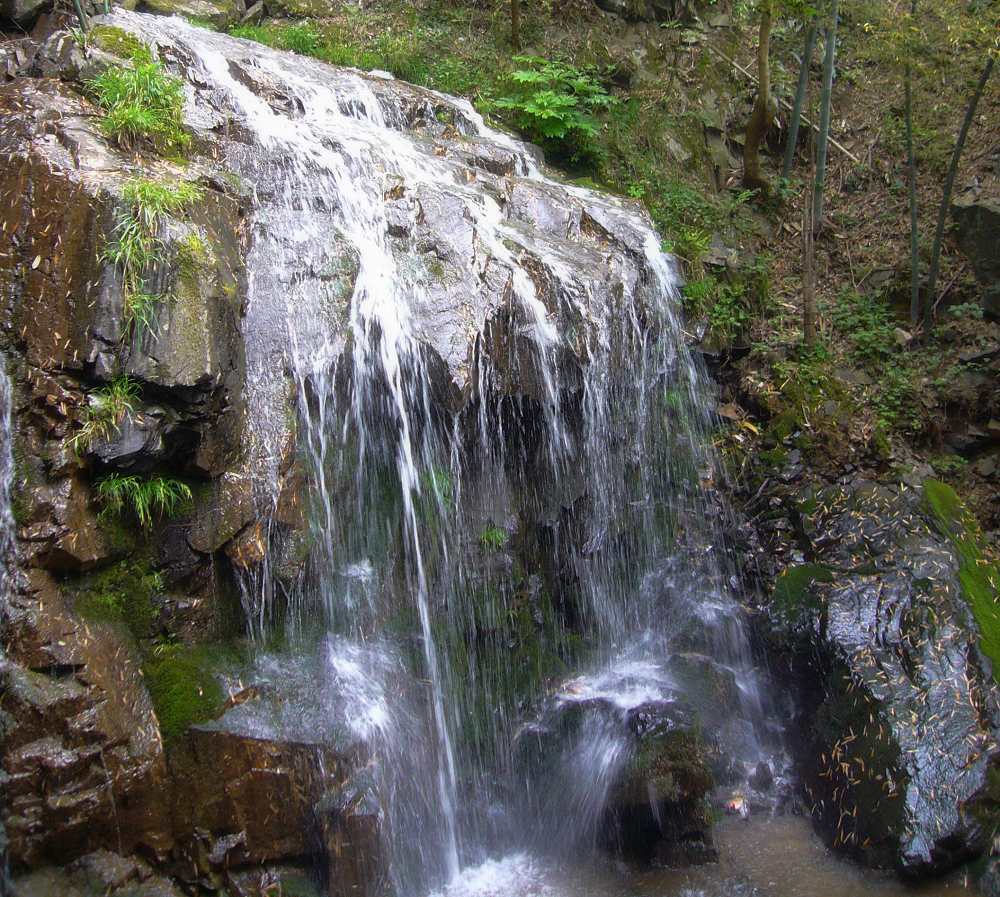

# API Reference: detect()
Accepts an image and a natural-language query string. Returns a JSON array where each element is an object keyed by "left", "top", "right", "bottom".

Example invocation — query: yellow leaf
[{"left": 740, "top": 420, "right": 760, "bottom": 435}]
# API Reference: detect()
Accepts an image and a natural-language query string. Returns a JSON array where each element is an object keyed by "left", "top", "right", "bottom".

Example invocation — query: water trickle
[{"left": 106, "top": 12, "right": 773, "bottom": 892}]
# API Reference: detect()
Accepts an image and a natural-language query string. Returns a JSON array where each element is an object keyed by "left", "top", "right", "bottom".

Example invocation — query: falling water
[{"left": 105, "top": 12, "right": 770, "bottom": 894}]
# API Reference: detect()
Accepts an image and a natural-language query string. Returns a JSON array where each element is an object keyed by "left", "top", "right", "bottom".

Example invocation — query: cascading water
[{"left": 107, "top": 12, "right": 773, "bottom": 894}]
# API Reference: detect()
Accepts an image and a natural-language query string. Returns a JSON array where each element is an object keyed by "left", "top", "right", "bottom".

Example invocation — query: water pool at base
[{"left": 433, "top": 816, "right": 980, "bottom": 897}]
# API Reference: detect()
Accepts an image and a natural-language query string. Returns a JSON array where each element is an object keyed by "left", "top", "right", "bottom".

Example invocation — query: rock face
[
  {"left": 761, "top": 478, "right": 1000, "bottom": 875},
  {"left": 952, "top": 190, "right": 1000, "bottom": 321}
]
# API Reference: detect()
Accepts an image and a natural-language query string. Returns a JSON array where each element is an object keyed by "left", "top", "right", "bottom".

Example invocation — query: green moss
[
  {"left": 89, "top": 25, "right": 154, "bottom": 63},
  {"left": 923, "top": 479, "right": 1000, "bottom": 679},
  {"left": 143, "top": 645, "right": 225, "bottom": 741},
  {"left": 70, "top": 555, "right": 162, "bottom": 639}
]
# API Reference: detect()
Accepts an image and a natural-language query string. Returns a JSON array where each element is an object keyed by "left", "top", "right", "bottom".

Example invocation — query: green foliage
[
  {"left": 143, "top": 645, "right": 224, "bottom": 741},
  {"left": 831, "top": 290, "right": 897, "bottom": 363},
  {"left": 88, "top": 52, "right": 190, "bottom": 154},
  {"left": 479, "top": 525, "right": 508, "bottom": 551},
  {"left": 923, "top": 480, "right": 1000, "bottom": 681},
  {"left": 488, "top": 56, "right": 616, "bottom": 164},
  {"left": 96, "top": 474, "right": 193, "bottom": 528},
  {"left": 104, "top": 178, "right": 204, "bottom": 343},
  {"left": 69, "top": 375, "right": 140, "bottom": 454}
]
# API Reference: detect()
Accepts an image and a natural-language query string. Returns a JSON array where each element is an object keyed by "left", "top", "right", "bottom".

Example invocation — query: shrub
[
  {"left": 489, "top": 56, "right": 616, "bottom": 165},
  {"left": 89, "top": 54, "right": 190, "bottom": 154},
  {"left": 96, "top": 474, "right": 193, "bottom": 528}
]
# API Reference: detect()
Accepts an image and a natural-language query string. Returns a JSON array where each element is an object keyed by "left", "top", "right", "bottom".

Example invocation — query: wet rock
[
  {"left": 1, "top": 575, "right": 170, "bottom": 868},
  {"left": 607, "top": 720, "right": 717, "bottom": 866},
  {"left": 167, "top": 721, "right": 362, "bottom": 873},
  {"left": 0, "top": 0, "right": 48, "bottom": 25},
  {"left": 766, "top": 478, "right": 1000, "bottom": 875}
]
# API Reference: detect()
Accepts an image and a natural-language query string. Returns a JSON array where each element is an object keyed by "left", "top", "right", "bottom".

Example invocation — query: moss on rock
[
  {"left": 89, "top": 25, "right": 153, "bottom": 63},
  {"left": 923, "top": 479, "right": 1000, "bottom": 679},
  {"left": 143, "top": 645, "right": 225, "bottom": 742}
]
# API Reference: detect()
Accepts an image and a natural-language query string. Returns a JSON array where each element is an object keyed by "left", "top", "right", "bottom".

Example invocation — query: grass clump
[
  {"left": 479, "top": 525, "right": 508, "bottom": 551},
  {"left": 923, "top": 479, "right": 1000, "bottom": 680},
  {"left": 143, "top": 645, "right": 224, "bottom": 741},
  {"left": 88, "top": 47, "right": 190, "bottom": 154},
  {"left": 69, "top": 375, "right": 140, "bottom": 455},
  {"left": 103, "top": 178, "right": 204, "bottom": 343},
  {"left": 96, "top": 474, "right": 193, "bottom": 528}
]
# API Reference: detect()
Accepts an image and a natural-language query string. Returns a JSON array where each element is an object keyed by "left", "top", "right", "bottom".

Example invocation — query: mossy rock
[
  {"left": 143, "top": 645, "right": 226, "bottom": 741},
  {"left": 772, "top": 563, "right": 835, "bottom": 622},
  {"left": 617, "top": 728, "right": 714, "bottom": 806},
  {"left": 68, "top": 553, "right": 162, "bottom": 639},
  {"left": 137, "top": 0, "right": 239, "bottom": 28},
  {"left": 88, "top": 25, "right": 153, "bottom": 62},
  {"left": 923, "top": 478, "right": 1000, "bottom": 679}
]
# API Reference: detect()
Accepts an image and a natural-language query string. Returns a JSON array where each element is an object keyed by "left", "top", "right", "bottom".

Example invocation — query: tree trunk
[
  {"left": 924, "top": 55, "right": 994, "bottom": 332},
  {"left": 812, "top": 0, "right": 839, "bottom": 233},
  {"left": 511, "top": 0, "right": 521, "bottom": 52},
  {"left": 782, "top": 24, "right": 818, "bottom": 180},
  {"left": 905, "top": 4, "right": 920, "bottom": 327},
  {"left": 743, "top": 0, "right": 774, "bottom": 192}
]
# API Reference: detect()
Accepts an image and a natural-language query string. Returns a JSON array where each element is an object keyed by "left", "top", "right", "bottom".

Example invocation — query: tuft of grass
[
  {"left": 479, "top": 525, "right": 508, "bottom": 551},
  {"left": 103, "top": 178, "right": 204, "bottom": 343},
  {"left": 96, "top": 474, "right": 193, "bottom": 528},
  {"left": 924, "top": 479, "right": 1000, "bottom": 680},
  {"left": 88, "top": 52, "right": 190, "bottom": 154},
  {"left": 69, "top": 375, "right": 140, "bottom": 455}
]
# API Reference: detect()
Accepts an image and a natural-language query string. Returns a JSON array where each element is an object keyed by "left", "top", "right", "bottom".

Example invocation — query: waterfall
[{"left": 106, "top": 12, "right": 770, "bottom": 893}]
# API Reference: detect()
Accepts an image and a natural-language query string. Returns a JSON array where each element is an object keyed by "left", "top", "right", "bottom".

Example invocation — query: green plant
[
  {"left": 96, "top": 474, "right": 193, "bottom": 528},
  {"left": 69, "top": 375, "right": 140, "bottom": 454},
  {"left": 489, "top": 56, "right": 616, "bottom": 165},
  {"left": 103, "top": 178, "right": 204, "bottom": 342},
  {"left": 479, "top": 525, "right": 508, "bottom": 551},
  {"left": 88, "top": 51, "right": 190, "bottom": 154}
]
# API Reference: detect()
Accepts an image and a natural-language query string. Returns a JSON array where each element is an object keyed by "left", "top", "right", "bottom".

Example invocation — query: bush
[
  {"left": 488, "top": 56, "right": 616, "bottom": 165},
  {"left": 103, "top": 178, "right": 204, "bottom": 342}
]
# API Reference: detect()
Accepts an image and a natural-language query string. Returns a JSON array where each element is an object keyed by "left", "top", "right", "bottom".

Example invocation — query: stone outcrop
[
  {"left": 754, "top": 477, "right": 1000, "bottom": 876},
  {"left": 952, "top": 189, "right": 1000, "bottom": 322}
]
